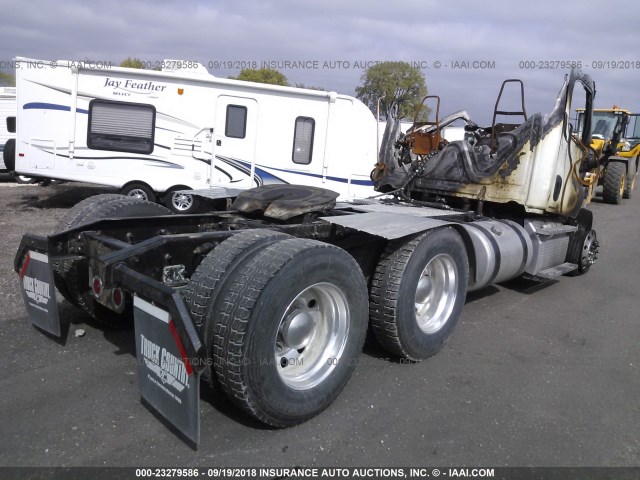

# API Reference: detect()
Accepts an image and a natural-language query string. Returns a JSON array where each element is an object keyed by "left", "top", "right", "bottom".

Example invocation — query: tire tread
[
  {"left": 213, "top": 239, "right": 361, "bottom": 425},
  {"left": 603, "top": 162, "right": 625, "bottom": 204}
]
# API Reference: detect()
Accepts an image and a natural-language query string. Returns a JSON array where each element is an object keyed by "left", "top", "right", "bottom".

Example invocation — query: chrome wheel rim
[
  {"left": 275, "top": 282, "right": 349, "bottom": 390},
  {"left": 127, "top": 188, "right": 148, "bottom": 201},
  {"left": 581, "top": 230, "right": 598, "bottom": 268},
  {"left": 415, "top": 254, "right": 458, "bottom": 334},
  {"left": 171, "top": 192, "right": 194, "bottom": 211}
]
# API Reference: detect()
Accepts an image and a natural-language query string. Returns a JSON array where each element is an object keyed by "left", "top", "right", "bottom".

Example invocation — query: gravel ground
[{"left": 0, "top": 176, "right": 638, "bottom": 468}]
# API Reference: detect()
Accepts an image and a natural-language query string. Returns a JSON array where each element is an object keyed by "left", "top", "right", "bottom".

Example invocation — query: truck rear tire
[
  {"left": 53, "top": 196, "right": 173, "bottom": 327},
  {"left": 369, "top": 227, "right": 469, "bottom": 361},
  {"left": 183, "top": 229, "right": 292, "bottom": 385},
  {"left": 53, "top": 194, "right": 127, "bottom": 305},
  {"left": 209, "top": 238, "right": 368, "bottom": 426},
  {"left": 602, "top": 162, "right": 626, "bottom": 204},
  {"left": 55, "top": 193, "right": 126, "bottom": 233}
]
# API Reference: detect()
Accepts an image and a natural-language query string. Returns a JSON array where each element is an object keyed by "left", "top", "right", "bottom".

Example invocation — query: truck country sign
[
  {"left": 134, "top": 296, "right": 200, "bottom": 447},
  {"left": 18, "top": 249, "right": 201, "bottom": 447},
  {"left": 19, "top": 250, "right": 60, "bottom": 336}
]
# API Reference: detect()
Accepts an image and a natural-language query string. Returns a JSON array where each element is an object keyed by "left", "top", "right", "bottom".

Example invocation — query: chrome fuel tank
[{"left": 461, "top": 219, "right": 532, "bottom": 292}]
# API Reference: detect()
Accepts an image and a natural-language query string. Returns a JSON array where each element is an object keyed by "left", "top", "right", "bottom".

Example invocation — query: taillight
[
  {"left": 111, "top": 287, "right": 124, "bottom": 308},
  {"left": 92, "top": 276, "right": 102, "bottom": 297}
]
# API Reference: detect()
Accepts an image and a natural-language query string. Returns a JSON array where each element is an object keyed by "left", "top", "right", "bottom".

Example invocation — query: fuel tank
[
  {"left": 461, "top": 218, "right": 577, "bottom": 291},
  {"left": 462, "top": 219, "right": 532, "bottom": 292}
]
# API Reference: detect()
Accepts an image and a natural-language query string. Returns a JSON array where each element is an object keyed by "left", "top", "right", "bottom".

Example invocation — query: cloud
[{"left": 1, "top": 0, "right": 638, "bottom": 123}]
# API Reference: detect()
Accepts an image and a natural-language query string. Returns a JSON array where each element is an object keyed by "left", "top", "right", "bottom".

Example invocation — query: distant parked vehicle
[
  {"left": 1, "top": 87, "right": 36, "bottom": 184},
  {"left": 0, "top": 87, "right": 16, "bottom": 173}
]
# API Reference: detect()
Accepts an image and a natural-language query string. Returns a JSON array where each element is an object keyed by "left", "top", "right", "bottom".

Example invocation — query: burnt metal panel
[
  {"left": 350, "top": 202, "right": 463, "bottom": 218},
  {"left": 320, "top": 212, "right": 453, "bottom": 239}
]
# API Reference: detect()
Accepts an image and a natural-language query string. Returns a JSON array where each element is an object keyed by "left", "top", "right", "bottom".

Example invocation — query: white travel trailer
[
  {"left": 0, "top": 87, "right": 17, "bottom": 171},
  {"left": 14, "top": 57, "right": 377, "bottom": 211}
]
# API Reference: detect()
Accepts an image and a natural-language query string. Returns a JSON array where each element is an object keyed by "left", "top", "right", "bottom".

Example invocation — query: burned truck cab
[{"left": 375, "top": 69, "right": 596, "bottom": 219}]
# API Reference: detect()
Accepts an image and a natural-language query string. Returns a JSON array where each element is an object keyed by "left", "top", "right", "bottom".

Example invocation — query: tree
[
  {"left": 120, "top": 57, "right": 162, "bottom": 71},
  {"left": 294, "top": 83, "right": 325, "bottom": 91},
  {"left": 0, "top": 72, "right": 15, "bottom": 87},
  {"left": 231, "top": 68, "right": 288, "bottom": 86},
  {"left": 355, "top": 61, "right": 428, "bottom": 121},
  {"left": 120, "top": 57, "right": 147, "bottom": 69}
]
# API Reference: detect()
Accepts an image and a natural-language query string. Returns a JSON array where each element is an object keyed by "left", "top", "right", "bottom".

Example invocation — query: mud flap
[
  {"left": 133, "top": 296, "right": 200, "bottom": 448},
  {"left": 18, "top": 250, "right": 61, "bottom": 336}
]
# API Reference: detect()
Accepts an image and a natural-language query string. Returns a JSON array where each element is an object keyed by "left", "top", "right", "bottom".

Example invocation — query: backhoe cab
[{"left": 576, "top": 107, "right": 638, "bottom": 203}]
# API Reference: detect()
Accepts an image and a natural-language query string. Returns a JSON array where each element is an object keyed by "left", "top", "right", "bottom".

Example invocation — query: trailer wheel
[
  {"left": 121, "top": 182, "right": 156, "bottom": 203},
  {"left": 623, "top": 171, "right": 636, "bottom": 199},
  {"left": 210, "top": 238, "right": 368, "bottom": 426},
  {"left": 370, "top": 227, "right": 469, "bottom": 361},
  {"left": 165, "top": 188, "right": 200, "bottom": 214},
  {"left": 183, "top": 229, "right": 291, "bottom": 384},
  {"left": 3, "top": 138, "right": 15, "bottom": 171},
  {"left": 15, "top": 175, "right": 37, "bottom": 184},
  {"left": 53, "top": 196, "right": 173, "bottom": 327},
  {"left": 565, "top": 209, "right": 598, "bottom": 276},
  {"left": 602, "top": 162, "right": 626, "bottom": 204}
]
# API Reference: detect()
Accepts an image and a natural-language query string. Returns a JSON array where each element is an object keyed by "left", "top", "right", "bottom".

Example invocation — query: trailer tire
[
  {"left": 53, "top": 196, "right": 173, "bottom": 327},
  {"left": 164, "top": 188, "right": 200, "bottom": 214},
  {"left": 3, "top": 138, "right": 15, "bottom": 171},
  {"left": 15, "top": 175, "right": 37, "bottom": 184},
  {"left": 183, "top": 229, "right": 292, "bottom": 385},
  {"left": 602, "top": 162, "right": 626, "bottom": 204},
  {"left": 369, "top": 227, "right": 469, "bottom": 361},
  {"left": 121, "top": 182, "right": 156, "bottom": 203},
  {"left": 565, "top": 209, "right": 598, "bottom": 276},
  {"left": 210, "top": 238, "right": 368, "bottom": 426}
]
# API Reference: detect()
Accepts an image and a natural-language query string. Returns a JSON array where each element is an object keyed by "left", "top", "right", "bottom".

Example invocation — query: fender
[{"left": 607, "top": 155, "right": 635, "bottom": 174}]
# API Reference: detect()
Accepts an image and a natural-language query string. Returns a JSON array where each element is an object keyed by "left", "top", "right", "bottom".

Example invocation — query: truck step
[
  {"left": 523, "top": 262, "right": 578, "bottom": 281},
  {"left": 533, "top": 224, "right": 577, "bottom": 236}
]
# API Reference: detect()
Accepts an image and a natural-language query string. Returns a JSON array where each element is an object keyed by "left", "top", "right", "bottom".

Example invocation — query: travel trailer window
[
  {"left": 87, "top": 100, "right": 155, "bottom": 154},
  {"left": 225, "top": 105, "right": 247, "bottom": 139},
  {"left": 292, "top": 116, "right": 315, "bottom": 164}
]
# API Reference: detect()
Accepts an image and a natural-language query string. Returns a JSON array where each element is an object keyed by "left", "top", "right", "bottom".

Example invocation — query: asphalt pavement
[{"left": 0, "top": 177, "right": 638, "bottom": 468}]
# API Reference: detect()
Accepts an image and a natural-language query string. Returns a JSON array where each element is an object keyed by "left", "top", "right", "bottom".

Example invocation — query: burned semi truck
[{"left": 15, "top": 69, "right": 599, "bottom": 446}]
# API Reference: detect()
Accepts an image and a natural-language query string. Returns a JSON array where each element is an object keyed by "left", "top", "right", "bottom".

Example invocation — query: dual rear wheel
[
  {"left": 369, "top": 227, "right": 469, "bottom": 361},
  {"left": 184, "top": 230, "right": 369, "bottom": 426},
  {"left": 55, "top": 194, "right": 470, "bottom": 426},
  {"left": 184, "top": 227, "right": 469, "bottom": 425}
]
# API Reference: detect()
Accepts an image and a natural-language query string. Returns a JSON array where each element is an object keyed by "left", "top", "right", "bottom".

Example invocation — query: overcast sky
[{"left": 1, "top": 0, "right": 639, "bottom": 124}]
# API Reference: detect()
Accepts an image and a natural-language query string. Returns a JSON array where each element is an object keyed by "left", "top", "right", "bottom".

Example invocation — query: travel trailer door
[{"left": 213, "top": 96, "right": 257, "bottom": 188}]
